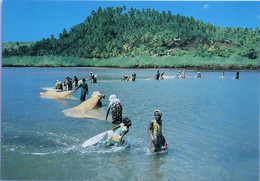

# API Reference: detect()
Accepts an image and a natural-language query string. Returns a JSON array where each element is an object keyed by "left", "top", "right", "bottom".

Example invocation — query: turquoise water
[{"left": 1, "top": 67, "right": 259, "bottom": 180}]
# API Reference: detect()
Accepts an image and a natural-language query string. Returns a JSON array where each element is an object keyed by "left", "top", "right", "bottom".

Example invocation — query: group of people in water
[
  {"left": 55, "top": 75, "right": 80, "bottom": 92},
  {"left": 155, "top": 69, "right": 239, "bottom": 80},
  {"left": 103, "top": 94, "right": 167, "bottom": 152},
  {"left": 121, "top": 72, "right": 137, "bottom": 81},
  {"left": 53, "top": 71, "right": 168, "bottom": 152},
  {"left": 53, "top": 69, "right": 241, "bottom": 151}
]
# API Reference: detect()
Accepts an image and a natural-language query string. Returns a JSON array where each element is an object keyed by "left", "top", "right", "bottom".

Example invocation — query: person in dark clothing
[
  {"left": 122, "top": 75, "right": 129, "bottom": 81},
  {"left": 155, "top": 71, "right": 160, "bottom": 80},
  {"left": 68, "top": 78, "right": 73, "bottom": 91},
  {"left": 234, "top": 70, "right": 240, "bottom": 79},
  {"left": 64, "top": 75, "right": 70, "bottom": 91},
  {"left": 75, "top": 78, "right": 89, "bottom": 102},
  {"left": 73, "top": 76, "right": 79, "bottom": 87},
  {"left": 132, "top": 72, "right": 136, "bottom": 81},
  {"left": 105, "top": 94, "right": 123, "bottom": 124},
  {"left": 90, "top": 72, "right": 97, "bottom": 83}
]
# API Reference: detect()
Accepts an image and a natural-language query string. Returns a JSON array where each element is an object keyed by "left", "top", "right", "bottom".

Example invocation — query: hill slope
[{"left": 3, "top": 6, "right": 260, "bottom": 61}]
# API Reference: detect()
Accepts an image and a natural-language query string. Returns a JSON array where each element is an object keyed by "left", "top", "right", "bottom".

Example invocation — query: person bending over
[
  {"left": 105, "top": 117, "right": 132, "bottom": 147},
  {"left": 106, "top": 94, "right": 123, "bottom": 124}
]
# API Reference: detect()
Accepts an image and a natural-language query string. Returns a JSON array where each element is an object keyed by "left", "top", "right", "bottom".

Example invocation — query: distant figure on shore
[
  {"left": 132, "top": 72, "right": 136, "bottom": 81},
  {"left": 75, "top": 78, "right": 89, "bottom": 102},
  {"left": 105, "top": 117, "right": 132, "bottom": 147},
  {"left": 106, "top": 94, "right": 123, "bottom": 124},
  {"left": 155, "top": 71, "right": 160, "bottom": 80},
  {"left": 220, "top": 72, "right": 225, "bottom": 79},
  {"left": 73, "top": 76, "right": 79, "bottom": 87},
  {"left": 160, "top": 72, "right": 164, "bottom": 80},
  {"left": 148, "top": 110, "right": 168, "bottom": 152},
  {"left": 55, "top": 80, "right": 63, "bottom": 92},
  {"left": 234, "top": 70, "right": 240, "bottom": 79}
]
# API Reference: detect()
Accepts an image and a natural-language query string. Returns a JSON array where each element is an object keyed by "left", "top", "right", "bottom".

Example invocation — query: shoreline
[{"left": 2, "top": 64, "right": 260, "bottom": 71}]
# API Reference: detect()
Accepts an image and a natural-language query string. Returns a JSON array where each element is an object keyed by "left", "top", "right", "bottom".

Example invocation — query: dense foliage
[{"left": 3, "top": 6, "right": 260, "bottom": 60}]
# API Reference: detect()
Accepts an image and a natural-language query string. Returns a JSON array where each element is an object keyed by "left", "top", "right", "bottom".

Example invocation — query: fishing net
[
  {"left": 62, "top": 91, "right": 108, "bottom": 120},
  {"left": 144, "top": 77, "right": 153, "bottom": 80},
  {"left": 76, "top": 78, "right": 89, "bottom": 85},
  {"left": 163, "top": 75, "right": 178, "bottom": 79},
  {"left": 40, "top": 90, "right": 73, "bottom": 99}
]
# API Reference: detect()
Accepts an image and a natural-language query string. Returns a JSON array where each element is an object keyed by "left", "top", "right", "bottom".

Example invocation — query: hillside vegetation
[{"left": 2, "top": 6, "right": 260, "bottom": 68}]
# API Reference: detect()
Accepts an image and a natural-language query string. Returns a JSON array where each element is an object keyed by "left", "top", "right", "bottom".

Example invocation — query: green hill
[{"left": 2, "top": 6, "right": 260, "bottom": 68}]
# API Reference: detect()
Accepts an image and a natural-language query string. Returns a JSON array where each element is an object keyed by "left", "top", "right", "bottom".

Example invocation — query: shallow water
[{"left": 1, "top": 67, "right": 259, "bottom": 180}]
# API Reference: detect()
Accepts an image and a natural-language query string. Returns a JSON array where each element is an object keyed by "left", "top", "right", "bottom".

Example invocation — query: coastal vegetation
[{"left": 2, "top": 6, "right": 260, "bottom": 69}]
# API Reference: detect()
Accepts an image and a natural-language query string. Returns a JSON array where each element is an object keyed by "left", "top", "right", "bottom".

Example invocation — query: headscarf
[
  {"left": 154, "top": 110, "right": 162, "bottom": 117},
  {"left": 109, "top": 94, "right": 120, "bottom": 103}
]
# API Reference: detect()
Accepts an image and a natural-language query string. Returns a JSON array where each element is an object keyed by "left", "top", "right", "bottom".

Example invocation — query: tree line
[{"left": 3, "top": 6, "right": 260, "bottom": 60}]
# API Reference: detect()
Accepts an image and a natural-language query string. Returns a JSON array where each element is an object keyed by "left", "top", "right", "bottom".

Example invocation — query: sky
[{"left": 2, "top": 0, "right": 260, "bottom": 42}]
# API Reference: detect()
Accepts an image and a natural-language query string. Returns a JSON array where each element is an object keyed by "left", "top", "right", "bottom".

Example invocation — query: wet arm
[
  {"left": 148, "top": 121, "right": 155, "bottom": 143},
  {"left": 119, "top": 130, "right": 128, "bottom": 142},
  {"left": 105, "top": 105, "right": 110, "bottom": 120},
  {"left": 75, "top": 83, "right": 81, "bottom": 91},
  {"left": 112, "top": 124, "right": 121, "bottom": 131}
]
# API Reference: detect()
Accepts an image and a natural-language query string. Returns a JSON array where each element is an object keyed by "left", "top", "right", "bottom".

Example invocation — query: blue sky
[{"left": 2, "top": 1, "right": 260, "bottom": 42}]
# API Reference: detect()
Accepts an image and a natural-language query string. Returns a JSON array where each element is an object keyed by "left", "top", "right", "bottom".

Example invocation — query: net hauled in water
[
  {"left": 62, "top": 91, "right": 107, "bottom": 120},
  {"left": 40, "top": 90, "right": 73, "bottom": 99}
]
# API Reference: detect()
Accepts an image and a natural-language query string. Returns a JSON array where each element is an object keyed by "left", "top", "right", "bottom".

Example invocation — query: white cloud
[{"left": 203, "top": 4, "right": 209, "bottom": 9}]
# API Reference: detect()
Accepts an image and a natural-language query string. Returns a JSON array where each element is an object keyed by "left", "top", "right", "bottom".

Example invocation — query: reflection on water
[
  {"left": 145, "top": 152, "right": 168, "bottom": 181},
  {"left": 1, "top": 68, "right": 259, "bottom": 180}
]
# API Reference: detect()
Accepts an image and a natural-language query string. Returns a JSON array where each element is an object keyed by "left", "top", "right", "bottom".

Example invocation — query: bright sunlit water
[{"left": 1, "top": 67, "right": 259, "bottom": 180}]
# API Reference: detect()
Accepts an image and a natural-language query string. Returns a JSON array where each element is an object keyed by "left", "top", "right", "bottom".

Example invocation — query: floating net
[
  {"left": 76, "top": 78, "right": 89, "bottom": 85},
  {"left": 163, "top": 75, "right": 178, "bottom": 79},
  {"left": 40, "top": 90, "right": 73, "bottom": 99},
  {"left": 62, "top": 91, "right": 108, "bottom": 120},
  {"left": 144, "top": 77, "right": 153, "bottom": 80}
]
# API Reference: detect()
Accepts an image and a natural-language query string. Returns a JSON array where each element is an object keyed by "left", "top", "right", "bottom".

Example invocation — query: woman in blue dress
[{"left": 75, "top": 78, "right": 89, "bottom": 102}]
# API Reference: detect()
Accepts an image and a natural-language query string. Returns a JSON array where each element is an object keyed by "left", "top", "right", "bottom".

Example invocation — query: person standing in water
[
  {"left": 234, "top": 70, "right": 240, "bottom": 79},
  {"left": 181, "top": 69, "right": 186, "bottom": 79},
  {"left": 148, "top": 110, "right": 168, "bottom": 152},
  {"left": 106, "top": 94, "right": 123, "bottom": 124},
  {"left": 73, "top": 76, "right": 79, "bottom": 87},
  {"left": 155, "top": 71, "right": 160, "bottom": 80},
  {"left": 67, "top": 78, "right": 73, "bottom": 91},
  {"left": 90, "top": 72, "right": 97, "bottom": 83},
  {"left": 64, "top": 75, "right": 70, "bottom": 91},
  {"left": 220, "top": 72, "right": 225, "bottom": 79},
  {"left": 75, "top": 78, "right": 89, "bottom": 102},
  {"left": 105, "top": 117, "right": 132, "bottom": 147},
  {"left": 132, "top": 72, "right": 136, "bottom": 81},
  {"left": 196, "top": 70, "right": 201, "bottom": 78},
  {"left": 160, "top": 72, "right": 164, "bottom": 80},
  {"left": 177, "top": 70, "right": 181, "bottom": 78}
]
